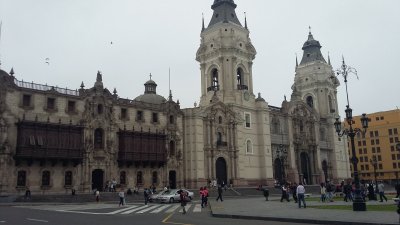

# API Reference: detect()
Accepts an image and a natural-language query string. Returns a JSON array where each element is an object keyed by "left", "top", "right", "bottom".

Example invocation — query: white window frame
[{"left": 244, "top": 112, "right": 251, "bottom": 128}]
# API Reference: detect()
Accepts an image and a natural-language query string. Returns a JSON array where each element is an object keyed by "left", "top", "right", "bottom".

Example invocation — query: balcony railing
[
  {"left": 207, "top": 85, "right": 220, "bottom": 92},
  {"left": 14, "top": 78, "right": 79, "bottom": 96},
  {"left": 237, "top": 84, "right": 248, "bottom": 90},
  {"left": 217, "top": 141, "right": 228, "bottom": 147}
]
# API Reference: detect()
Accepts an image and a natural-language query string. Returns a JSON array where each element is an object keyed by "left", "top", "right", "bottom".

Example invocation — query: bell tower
[
  {"left": 292, "top": 30, "right": 340, "bottom": 118},
  {"left": 196, "top": 0, "right": 256, "bottom": 107}
]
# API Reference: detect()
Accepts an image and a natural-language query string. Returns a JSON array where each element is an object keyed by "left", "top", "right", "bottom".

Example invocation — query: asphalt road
[{"left": 0, "top": 202, "right": 335, "bottom": 225}]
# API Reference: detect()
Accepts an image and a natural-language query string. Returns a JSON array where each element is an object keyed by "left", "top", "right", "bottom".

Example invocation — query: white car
[
  {"left": 148, "top": 190, "right": 167, "bottom": 202},
  {"left": 157, "top": 189, "right": 194, "bottom": 203}
]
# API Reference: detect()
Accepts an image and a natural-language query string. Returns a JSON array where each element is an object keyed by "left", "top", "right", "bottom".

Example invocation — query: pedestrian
[
  {"left": 179, "top": 190, "right": 187, "bottom": 214},
  {"left": 25, "top": 187, "right": 31, "bottom": 200},
  {"left": 396, "top": 183, "right": 400, "bottom": 198},
  {"left": 263, "top": 186, "right": 269, "bottom": 201},
  {"left": 280, "top": 184, "right": 290, "bottom": 202},
  {"left": 95, "top": 190, "right": 100, "bottom": 203},
  {"left": 378, "top": 181, "right": 388, "bottom": 202},
  {"left": 200, "top": 187, "right": 205, "bottom": 208},
  {"left": 203, "top": 186, "right": 209, "bottom": 206},
  {"left": 297, "top": 183, "right": 306, "bottom": 208},
  {"left": 320, "top": 183, "right": 326, "bottom": 202},
  {"left": 216, "top": 185, "right": 223, "bottom": 202},
  {"left": 291, "top": 182, "right": 298, "bottom": 203},
  {"left": 144, "top": 188, "right": 149, "bottom": 205},
  {"left": 343, "top": 181, "right": 352, "bottom": 202},
  {"left": 119, "top": 189, "right": 125, "bottom": 206}
]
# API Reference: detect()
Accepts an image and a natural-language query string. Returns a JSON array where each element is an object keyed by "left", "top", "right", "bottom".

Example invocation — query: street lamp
[
  {"left": 370, "top": 156, "right": 378, "bottom": 195},
  {"left": 334, "top": 57, "right": 369, "bottom": 211}
]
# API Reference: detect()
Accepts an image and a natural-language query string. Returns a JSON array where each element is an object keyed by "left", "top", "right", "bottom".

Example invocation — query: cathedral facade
[{"left": 0, "top": 0, "right": 350, "bottom": 195}]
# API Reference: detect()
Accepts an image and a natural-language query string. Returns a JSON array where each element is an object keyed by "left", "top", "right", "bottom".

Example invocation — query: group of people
[
  {"left": 278, "top": 182, "right": 307, "bottom": 208},
  {"left": 319, "top": 180, "right": 390, "bottom": 203}
]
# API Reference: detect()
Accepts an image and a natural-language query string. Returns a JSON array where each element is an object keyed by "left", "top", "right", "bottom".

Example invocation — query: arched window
[
  {"left": 94, "top": 128, "right": 103, "bottom": 149},
  {"left": 42, "top": 171, "right": 50, "bottom": 186},
  {"left": 320, "top": 128, "right": 326, "bottom": 141},
  {"left": 211, "top": 69, "right": 219, "bottom": 90},
  {"left": 328, "top": 95, "right": 334, "bottom": 112},
  {"left": 246, "top": 140, "right": 253, "bottom": 154},
  {"left": 169, "top": 141, "right": 175, "bottom": 157},
  {"left": 17, "top": 170, "right": 26, "bottom": 187},
  {"left": 218, "top": 116, "right": 223, "bottom": 124},
  {"left": 120, "top": 171, "right": 126, "bottom": 185},
  {"left": 217, "top": 132, "right": 222, "bottom": 143},
  {"left": 98, "top": 104, "right": 103, "bottom": 114},
  {"left": 137, "top": 171, "right": 143, "bottom": 185},
  {"left": 272, "top": 118, "right": 280, "bottom": 134},
  {"left": 299, "top": 120, "right": 304, "bottom": 132},
  {"left": 65, "top": 171, "right": 72, "bottom": 186},
  {"left": 152, "top": 171, "right": 158, "bottom": 185},
  {"left": 306, "top": 96, "right": 314, "bottom": 108},
  {"left": 169, "top": 115, "right": 174, "bottom": 124},
  {"left": 237, "top": 68, "right": 243, "bottom": 86}
]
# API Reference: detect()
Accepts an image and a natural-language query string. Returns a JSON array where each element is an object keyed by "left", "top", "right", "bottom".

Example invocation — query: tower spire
[
  {"left": 244, "top": 12, "right": 248, "bottom": 30},
  {"left": 208, "top": 0, "right": 242, "bottom": 28},
  {"left": 202, "top": 13, "right": 205, "bottom": 31},
  {"left": 328, "top": 52, "right": 331, "bottom": 65}
]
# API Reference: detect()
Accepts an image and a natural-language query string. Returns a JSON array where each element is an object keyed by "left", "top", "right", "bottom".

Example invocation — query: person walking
[
  {"left": 263, "top": 186, "right": 270, "bottom": 201},
  {"left": 378, "top": 181, "right": 388, "bottom": 202},
  {"left": 179, "top": 190, "right": 187, "bottom": 214},
  {"left": 297, "top": 183, "right": 306, "bottom": 208},
  {"left": 144, "top": 188, "right": 149, "bottom": 205},
  {"left": 200, "top": 187, "right": 205, "bottom": 208},
  {"left": 119, "top": 189, "right": 125, "bottom": 207},
  {"left": 280, "top": 184, "right": 290, "bottom": 202},
  {"left": 216, "top": 185, "right": 223, "bottom": 202},
  {"left": 320, "top": 183, "right": 326, "bottom": 202},
  {"left": 203, "top": 186, "right": 209, "bottom": 206},
  {"left": 291, "top": 183, "right": 298, "bottom": 203},
  {"left": 95, "top": 190, "right": 100, "bottom": 203}
]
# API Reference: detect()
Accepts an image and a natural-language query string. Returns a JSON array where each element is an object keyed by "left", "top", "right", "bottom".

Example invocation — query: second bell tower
[{"left": 196, "top": 0, "right": 257, "bottom": 107}]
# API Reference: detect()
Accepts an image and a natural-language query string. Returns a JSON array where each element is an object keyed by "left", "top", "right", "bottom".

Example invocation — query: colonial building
[{"left": 0, "top": 0, "right": 350, "bottom": 195}]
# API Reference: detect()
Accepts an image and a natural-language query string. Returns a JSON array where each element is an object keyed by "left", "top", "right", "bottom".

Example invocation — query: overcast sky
[{"left": 1, "top": 0, "right": 399, "bottom": 117}]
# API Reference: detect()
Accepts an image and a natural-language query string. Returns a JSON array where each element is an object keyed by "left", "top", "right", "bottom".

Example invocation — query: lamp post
[
  {"left": 370, "top": 157, "right": 378, "bottom": 195},
  {"left": 334, "top": 57, "right": 369, "bottom": 211}
]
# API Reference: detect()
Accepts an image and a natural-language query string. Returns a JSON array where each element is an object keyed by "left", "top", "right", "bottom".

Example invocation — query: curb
[{"left": 210, "top": 212, "right": 398, "bottom": 225}]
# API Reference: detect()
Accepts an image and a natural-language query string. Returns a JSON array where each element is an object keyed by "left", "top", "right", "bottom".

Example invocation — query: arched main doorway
[
  {"left": 300, "top": 152, "right": 312, "bottom": 185},
  {"left": 216, "top": 157, "right": 227, "bottom": 185},
  {"left": 274, "top": 158, "right": 284, "bottom": 184},
  {"left": 169, "top": 170, "right": 176, "bottom": 189},
  {"left": 92, "top": 169, "right": 104, "bottom": 191}
]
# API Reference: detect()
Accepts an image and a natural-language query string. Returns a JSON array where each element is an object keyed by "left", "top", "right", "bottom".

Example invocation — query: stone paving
[{"left": 210, "top": 196, "right": 400, "bottom": 225}]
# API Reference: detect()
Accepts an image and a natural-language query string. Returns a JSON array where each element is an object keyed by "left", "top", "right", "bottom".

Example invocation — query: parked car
[
  {"left": 148, "top": 190, "right": 168, "bottom": 202},
  {"left": 158, "top": 189, "right": 194, "bottom": 203}
]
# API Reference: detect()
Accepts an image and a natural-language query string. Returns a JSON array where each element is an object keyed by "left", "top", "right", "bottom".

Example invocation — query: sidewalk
[{"left": 210, "top": 196, "right": 400, "bottom": 225}]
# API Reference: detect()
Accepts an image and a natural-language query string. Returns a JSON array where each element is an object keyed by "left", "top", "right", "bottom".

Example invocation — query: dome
[
  {"left": 134, "top": 77, "right": 166, "bottom": 104},
  {"left": 134, "top": 93, "right": 166, "bottom": 104}
]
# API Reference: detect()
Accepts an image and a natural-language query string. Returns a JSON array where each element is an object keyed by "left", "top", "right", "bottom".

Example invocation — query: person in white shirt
[
  {"left": 297, "top": 183, "right": 306, "bottom": 208},
  {"left": 118, "top": 189, "right": 125, "bottom": 206}
]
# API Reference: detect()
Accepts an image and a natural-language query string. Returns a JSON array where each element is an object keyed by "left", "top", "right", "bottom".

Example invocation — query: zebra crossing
[{"left": 14, "top": 203, "right": 206, "bottom": 215}]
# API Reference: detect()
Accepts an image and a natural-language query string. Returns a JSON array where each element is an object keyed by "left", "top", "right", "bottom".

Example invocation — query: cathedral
[{"left": 0, "top": 0, "right": 350, "bottom": 195}]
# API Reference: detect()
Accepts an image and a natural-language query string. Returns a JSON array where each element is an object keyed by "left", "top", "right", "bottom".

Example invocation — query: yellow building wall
[{"left": 349, "top": 109, "right": 400, "bottom": 183}]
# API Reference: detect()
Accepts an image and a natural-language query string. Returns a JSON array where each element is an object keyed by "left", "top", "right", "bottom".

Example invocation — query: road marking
[
  {"left": 162, "top": 213, "right": 193, "bottom": 225},
  {"left": 193, "top": 204, "right": 202, "bottom": 212},
  {"left": 165, "top": 205, "right": 180, "bottom": 213},
  {"left": 151, "top": 205, "right": 171, "bottom": 213},
  {"left": 0, "top": 221, "right": 6, "bottom": 223},
  {"left": 108, "top": 205, "right": 139, "bottom": 214},
  {"left": 178, "top": 204, "right": 191, "bottom": 213},
  {"left": 136, "top": 205, "right": 159, "bottom": 214},
  {"left": 27, "top": 218, "right": 49, "bottom": 223},
  {"left": 120, "top": 205, "right": 149, "bottom": 214}
]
